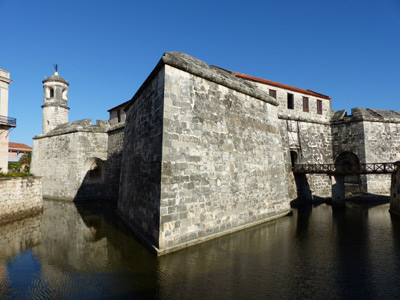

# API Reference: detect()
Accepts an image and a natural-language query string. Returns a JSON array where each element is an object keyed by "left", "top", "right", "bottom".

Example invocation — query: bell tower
[{"left": 42, "top": 65, "right": 69, "bottom": 134}]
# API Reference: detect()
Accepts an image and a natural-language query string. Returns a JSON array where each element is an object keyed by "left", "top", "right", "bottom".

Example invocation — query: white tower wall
[{"left": 42, "top": 72, "right": 69, "bottom": 134}]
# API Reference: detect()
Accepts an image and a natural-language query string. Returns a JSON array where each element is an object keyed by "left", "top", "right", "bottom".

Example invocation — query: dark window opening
[
  {"left": 317, "top": 100, "right": 322, "bottom": 115},
  {"left": 290, "top": 151, "right": 298, "bottom": 167},
  {"left": 287, "top": 93, "right": 294, "bottom": 109},
  {"left": 49, "top": 88, "right": 54, "bottom": 98},
  {"left": 117, "top": 109, "right": 121, "bottom": 122},
  {"left": 303, "top": 97, "right": 309, "bottom": 112},
  {"left": 269, "top": 89, "right": 276, "bottom": 99}
]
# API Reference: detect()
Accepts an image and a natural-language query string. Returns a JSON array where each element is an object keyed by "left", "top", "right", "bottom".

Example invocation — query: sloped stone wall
[
  {"left": 118, "top": 67, "right": 165, "bottom": 249},
  {"left": 158, "top": 65, "right": 290, "bottom": 252}
]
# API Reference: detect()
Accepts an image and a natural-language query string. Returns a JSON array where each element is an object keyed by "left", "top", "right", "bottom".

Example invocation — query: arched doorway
[
  {"left": 335, "top": 151, "right": 360, "bottom": 173},
  {"left": 334, "top": 152, "right": 362, "bottom": 197},
  {"left": 85, "top": 157, "right": 105, "bottom": 183},
  {"left": 75, "top": 157, "right": 105, "bottom": 200}
]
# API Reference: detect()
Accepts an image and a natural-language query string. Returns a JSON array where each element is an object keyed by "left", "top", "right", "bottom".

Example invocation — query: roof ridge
[{"left": 234, "top": 72, "right": 331, "bottom": 100}]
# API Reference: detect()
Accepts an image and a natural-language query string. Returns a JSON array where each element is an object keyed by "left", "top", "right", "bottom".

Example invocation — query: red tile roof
[
  {"left": 9, "top": 142, "right": 32, "bottom": 151},
  {"left": 234, "top": 72, "right": 331, "bottom": 100}
]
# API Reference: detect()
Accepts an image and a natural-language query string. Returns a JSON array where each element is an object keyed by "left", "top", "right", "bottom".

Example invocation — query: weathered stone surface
[
  {"left": 31, "top": 123, "right": 109, "bottom": 200},
  {"left": 118, "top": 67, "right": 165, "bottom": 249},
  {"left": 0, "top": 177, "right": 43, "bottom": 222},
  {"left": 390, "top": 162, "right": 400, "bottom": 216},
  {"left": 118, "top": 58, "right": 291, "bottom": 254},
  {"left": 104, "top": 123, "right": 125, "bottom": 201},
  {"left": 157, "top": 65, "right": 290, "bottom": 252},
  {"left": 331, "top": 108, "right": 400, "bottom": 195}
]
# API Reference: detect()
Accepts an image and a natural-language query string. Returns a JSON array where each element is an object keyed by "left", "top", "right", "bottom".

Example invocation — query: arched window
[
  {"left": 49, "top": 87, "right": 54, "bottom": 98},
  {"left": 290, "top": 150, "right": 298, "bottom": 167},
  {"left": 62, "top": 89, "right": 68, "bottom": 100}
]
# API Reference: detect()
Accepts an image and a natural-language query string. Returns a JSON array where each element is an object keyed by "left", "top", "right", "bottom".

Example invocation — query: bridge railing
[{"left": 293, "top": 163, "right": 398, "bottom": 175}]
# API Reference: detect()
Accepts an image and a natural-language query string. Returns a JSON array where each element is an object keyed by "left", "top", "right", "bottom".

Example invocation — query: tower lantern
[{"left": 42, "top": 66, "right": 69, "bottom": 134}]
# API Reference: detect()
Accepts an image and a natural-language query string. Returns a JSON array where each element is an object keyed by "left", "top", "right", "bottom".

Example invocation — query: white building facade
[{"left": 0, "top": 69, "right": 16, "bottom": 172}]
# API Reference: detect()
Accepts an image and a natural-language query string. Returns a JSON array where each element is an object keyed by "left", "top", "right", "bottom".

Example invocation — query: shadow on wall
[
  {"left": 291, "top": 174, "right": 313, "bottom": 206},
  {"left": 74, "top": 152, "right": 123, "bottom": 202},
  {"left": 75, "top": 157, "right": 106, "bottom": 201}
]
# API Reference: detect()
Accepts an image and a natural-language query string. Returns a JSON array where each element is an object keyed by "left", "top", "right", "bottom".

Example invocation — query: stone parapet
[
  {"left": 0, "top": 177, "right": 43, "bottom": 223},
  {"left": 125, "top": 52, "right": 278, "bottom": 114},
  {"left": 33, "top": 119, "right": 110, "bottom": 139},
  {"left": 331, "top": 108, "right": 400, "bottom": 124}
]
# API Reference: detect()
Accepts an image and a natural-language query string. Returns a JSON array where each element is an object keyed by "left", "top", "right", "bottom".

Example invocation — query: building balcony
[{"left": 0, "top": 115, "right": 16, "bottom": 127}]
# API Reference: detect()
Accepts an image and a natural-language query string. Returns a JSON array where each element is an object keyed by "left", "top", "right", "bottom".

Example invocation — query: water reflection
[
  {"left": 2, "top": 199, "right": 400, "bottom": 299},
  {"left": 0, "top": 214, "right": 42, "bottom": 299}
]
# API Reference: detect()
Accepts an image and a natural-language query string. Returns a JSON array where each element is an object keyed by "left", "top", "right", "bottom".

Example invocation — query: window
[
  {"left": 49, "top": 87, "right": 54, "bottom": 98},
  {"left": 287, "top": 93, "right": 294, "bottom": 109},
  {"left": 317, "top": 100, "right": 322, "bottom": 115},
  {"left": 303, "top": 97, "right": 309, "bottom": 112},
  {"left": 117, "top": 109, "right": 121, "bottom": 123},
  {"left": 62, "top": 89, "right": 68, "bottom": 100},
  {"left": 269, "top": 89, "right": 276, "bottom": 99}
]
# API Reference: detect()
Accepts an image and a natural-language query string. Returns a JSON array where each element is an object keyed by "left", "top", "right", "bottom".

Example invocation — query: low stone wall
[
  {"left": 390, "top": 162, "right": 400, "bottom": 216},
  {"left": 0, "top": 177, "right": 43, "bottom": 223}
]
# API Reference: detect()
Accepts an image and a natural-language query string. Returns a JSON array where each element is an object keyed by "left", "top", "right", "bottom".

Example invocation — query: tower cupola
[{"left": 42, "top": 66, "right": 69, "bottom": 134}]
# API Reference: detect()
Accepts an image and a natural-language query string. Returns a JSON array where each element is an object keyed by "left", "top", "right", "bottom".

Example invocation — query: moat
[{"left": 2, "top": 198, "right": 400, "bottom": 299}]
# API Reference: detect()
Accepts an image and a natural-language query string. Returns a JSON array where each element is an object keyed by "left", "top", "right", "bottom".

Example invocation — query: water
[{"left": 1, "top": 199, "right": 400, "bottom": 299}]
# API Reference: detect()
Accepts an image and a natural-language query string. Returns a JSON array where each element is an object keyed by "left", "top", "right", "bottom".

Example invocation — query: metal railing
[
  {"left": 293, "top": 163, "right": 398, "bottom": 175},
  {"left": 0, "top": 115, "right": 16, "bottom": 127}
]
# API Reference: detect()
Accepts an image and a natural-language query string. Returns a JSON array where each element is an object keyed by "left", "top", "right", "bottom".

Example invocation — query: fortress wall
[
  {"left": 278, "top": 120, "right": 334, "bottom": 200},
  {"left": 390, "top": 162, "right": 400, "bottom": 215},
  {"left": 331, "top": 120, "right": 366, "bottom": 161},
  {"left": 331, "top": 119, "right": 368, "bottom": 195},
  {"left": 31, "top": 130, "right": 108, "bottom": 200},
  {"left": 297, "top": 121, "right": 333, "bottom": 198},
  {"left": 0, "top": 177, "right": 42, "bottom": 223},
  {"left": 118, "top": 67, "right": 165, "bottom": 249},
  {"left": 104, "top": 124, "right": 125, "bottom": 201},
  {"left": 363, "top": 121, "right": 400, "bottom": 195},
  {"left": 158, "top": 65, "right": 290, "bottom": 252},
  {"left": 250, "top": 81, "right": 333, "bottom": 200}
]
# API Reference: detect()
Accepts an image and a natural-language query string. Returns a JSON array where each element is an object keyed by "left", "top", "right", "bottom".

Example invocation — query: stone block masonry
[
  {"left": 332, "top": 108, "right": 400, "bottom": 196},
  {"left": 0, "top": 177, "right": 43, "bottom": 223},
  {"left": 118, "top": 52, "right": 291, "bottom": 255},
  {"left": 104, "top": 123, "right": 125, "bottom": 201},
  {"left": 390, "top": 162, "right": 400, "bottom": 216},
  {"left": 31, "top": 119, "right": 109, "bottom": 200}
]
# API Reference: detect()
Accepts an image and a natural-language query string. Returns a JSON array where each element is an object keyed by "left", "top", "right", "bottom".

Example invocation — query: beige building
[{"left": 0, "top": 69, "right": 16, "bottom": 173}]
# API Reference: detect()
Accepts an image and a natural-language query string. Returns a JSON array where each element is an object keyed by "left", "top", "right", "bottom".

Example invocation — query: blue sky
[{"left": 1, "top": 0, "right": 399, "bottom": 146}]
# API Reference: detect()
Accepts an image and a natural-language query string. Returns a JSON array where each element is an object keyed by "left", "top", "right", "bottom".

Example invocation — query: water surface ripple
[{"left": 1, "top": 199, "right": 400, "bottom": 299}]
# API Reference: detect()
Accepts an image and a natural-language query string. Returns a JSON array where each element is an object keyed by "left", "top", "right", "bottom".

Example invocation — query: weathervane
[{"left": 53, "top": 64, "right": 58, "bottom": 72}]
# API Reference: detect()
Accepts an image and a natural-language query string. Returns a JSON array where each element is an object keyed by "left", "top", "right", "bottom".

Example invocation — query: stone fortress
[{"left": 31, "top": 52, "right": 400, "bottom": 255}]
